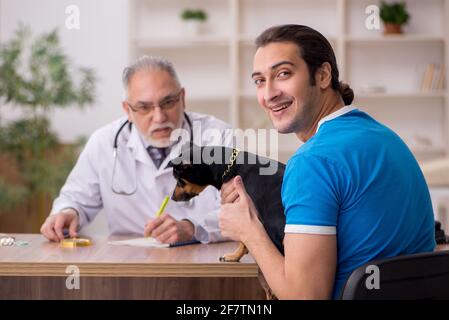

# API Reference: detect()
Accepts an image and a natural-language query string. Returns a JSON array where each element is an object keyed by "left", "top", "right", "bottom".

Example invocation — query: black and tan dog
[{"left": 169, "top": 143, "right": 286, "bottom": 263}]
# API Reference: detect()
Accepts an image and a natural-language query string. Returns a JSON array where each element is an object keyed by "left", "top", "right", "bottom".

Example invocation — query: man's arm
[
  {"left": 245, "top": 227, "right": 337, "bottom": 299},
  {"left": 219, "top": 175, "right": 337, "bottom": 299},
  {"left": 46, "top": 131, "right": 104, "bottom": 233}
]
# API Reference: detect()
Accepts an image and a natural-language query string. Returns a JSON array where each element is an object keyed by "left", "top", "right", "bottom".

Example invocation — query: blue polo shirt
[{"left": 281, "top": 106, "right": 436, "bottom": 299}]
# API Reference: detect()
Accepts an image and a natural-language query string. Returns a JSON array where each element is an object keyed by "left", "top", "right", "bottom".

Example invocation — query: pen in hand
[
  {"left": 147, "top": 195, "right": 170, "bottom": 238},
  {"left": 156, "top": 195, "right": 170, "bottom": 218}
]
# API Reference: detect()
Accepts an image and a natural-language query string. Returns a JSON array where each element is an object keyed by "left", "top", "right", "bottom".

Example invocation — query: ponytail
[{"left": 338, "top": 81, "right": 354, "bottom": 105}]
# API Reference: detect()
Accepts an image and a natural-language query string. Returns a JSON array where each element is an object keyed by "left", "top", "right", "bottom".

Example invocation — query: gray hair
[{"left": 122, "top": 55, "right": 181, "bottom": 99}]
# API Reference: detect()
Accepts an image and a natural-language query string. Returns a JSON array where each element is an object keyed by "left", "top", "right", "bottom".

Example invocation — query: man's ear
[
  {"left": 317, "top": 62, "right": 332, "bottom": 90},
  {"left": 122, "top": 101, "right": 133, "bottom": 123}
]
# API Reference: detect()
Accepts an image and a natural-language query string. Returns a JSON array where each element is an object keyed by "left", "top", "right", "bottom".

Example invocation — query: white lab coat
[{"left": 50, "top": 112, "right": 233, "bottom": 243}]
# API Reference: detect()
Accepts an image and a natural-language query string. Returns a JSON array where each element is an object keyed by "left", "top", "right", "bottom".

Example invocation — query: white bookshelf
[
  {"left": 128, "top": 0, "right": 449, "bottom": 163},
  {"left": 344, "top": 34, "right": 445, "bottom": 43}
]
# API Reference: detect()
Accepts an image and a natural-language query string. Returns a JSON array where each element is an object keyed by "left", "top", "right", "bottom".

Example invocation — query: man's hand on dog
[
  {"left": 144, "top": 213, "right": 194, "bottom": 243},
  {"left": 219, "top": 176, "right": 264, "bottom": 242},
  {"left": 221, "top": 177, "right": 241, "bottom": 204}
]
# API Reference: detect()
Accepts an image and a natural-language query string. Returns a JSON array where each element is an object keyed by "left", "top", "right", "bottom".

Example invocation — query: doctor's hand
[
  {"left": 40, "top": 208, "right": 79, "bottom": 242},
  {"left": 144, "top": 213, "right": 195, "bottom": 244},
  {"left": 219, "top": 176, "right": 263, "bottom": 242}
]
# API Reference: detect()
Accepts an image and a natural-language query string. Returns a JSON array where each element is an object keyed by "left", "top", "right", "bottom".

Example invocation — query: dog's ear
[
  {"left": 172, "top": 163, "right": 180, "bottom": 179},
  {"left": 173, "top": 162, "right": 193, "bottom": 175},
  {"left": 180, "top": 163, "right": 194, "bottom": 171},
  {"left": 173, "top": 162, "right": 209, "bottom": 186}
]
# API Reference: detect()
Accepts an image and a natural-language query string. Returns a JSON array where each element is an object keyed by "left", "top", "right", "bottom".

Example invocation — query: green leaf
[
  {"left": 0, "top": 25, "right": 96, "bottom": 109},
  {"left": 0, "top": 25, "right": 96, "bottom": 212},
  {"left": 181, "top": 8, "right": 207, "bottom": 21},
  {"left": 380, "top": 1, "right": 410, "bottom": 25}
]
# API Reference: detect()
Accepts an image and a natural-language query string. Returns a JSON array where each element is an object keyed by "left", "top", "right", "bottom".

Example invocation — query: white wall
[{"left": 0, "top": 0, "right": 130, "bottom": 235}]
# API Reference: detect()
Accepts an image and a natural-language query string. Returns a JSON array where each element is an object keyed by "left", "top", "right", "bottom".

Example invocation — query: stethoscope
[{"left": 111, "top": 112, "right": 193, "bottom": 195}]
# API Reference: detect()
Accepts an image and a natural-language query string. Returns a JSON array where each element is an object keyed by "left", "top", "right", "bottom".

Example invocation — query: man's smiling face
[{"left": 252, "top": 41, "right": 320, "bottom": 135}]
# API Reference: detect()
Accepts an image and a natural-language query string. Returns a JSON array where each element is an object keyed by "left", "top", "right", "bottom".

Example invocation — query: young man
[
  {"left": 41, "top": 56, "right": 232, "bottom": 244},
  {"left": 219, "top": 25, "right": 435, "bottom": 299}
]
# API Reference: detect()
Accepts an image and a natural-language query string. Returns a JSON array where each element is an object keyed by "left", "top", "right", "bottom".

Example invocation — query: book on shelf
[
  {"left": 435, "top": 64, "right": 445, "bottom": 91},
  {"left": 421, "top": 63, "right": 445, "bottom": 92}
]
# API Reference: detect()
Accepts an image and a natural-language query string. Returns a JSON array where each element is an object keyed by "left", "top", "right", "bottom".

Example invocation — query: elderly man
[
  {"left": 219, "top": 25, "right": 435, "bottom": 299},
  {"left": 41, "top": 55, "right": 232, "bottom": 244}
]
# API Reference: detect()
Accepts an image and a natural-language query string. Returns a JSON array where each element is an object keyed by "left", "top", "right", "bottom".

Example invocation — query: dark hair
[{"left": 255, "top": 24, "right": 354, "bottom": 105}]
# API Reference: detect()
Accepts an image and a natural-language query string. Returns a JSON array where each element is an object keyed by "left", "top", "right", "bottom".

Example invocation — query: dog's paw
[{"left": 219, "top": 253, "right": 241, "bottom": 262}]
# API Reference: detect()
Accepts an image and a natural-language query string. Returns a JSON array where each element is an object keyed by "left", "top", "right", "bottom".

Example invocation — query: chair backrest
[{"left": 340, "top": 250, "right": 449, "bottom": 300}]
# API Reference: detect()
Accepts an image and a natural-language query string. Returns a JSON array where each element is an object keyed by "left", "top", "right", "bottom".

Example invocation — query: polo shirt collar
[{"left": 316, "top": 105, "right": 357, "bottom": 133}]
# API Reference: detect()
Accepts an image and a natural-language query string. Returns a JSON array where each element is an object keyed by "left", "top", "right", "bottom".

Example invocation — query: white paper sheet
[{"left": 108, "top": 237, "right": 170, "bottom": 248}]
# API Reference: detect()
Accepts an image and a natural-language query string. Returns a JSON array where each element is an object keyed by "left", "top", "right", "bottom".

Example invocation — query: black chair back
[{"left": 340, "top": 250, "right": 449, "bottom": 300}]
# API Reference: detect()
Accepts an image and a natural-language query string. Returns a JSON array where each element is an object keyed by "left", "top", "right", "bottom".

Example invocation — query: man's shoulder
[
  {"left": 299, "top": 110, "right": 400, "bottom": 158},
  {"left": 286, "top": 150, "right": 339, "bottom": 176},
  {"left": 286, "top": 141, "right": 348, "bottom": 181},
  {"left": 292, "top": 139, "right": 334, "bottom": 164}
]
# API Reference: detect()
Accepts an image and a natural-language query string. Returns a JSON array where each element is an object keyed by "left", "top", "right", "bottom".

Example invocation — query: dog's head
[
  {"left": 169, "top": 143, "right": 214, "bottom": 202},
  {"left": 171, "top": 163, "right": 212, "bottom": 201}
]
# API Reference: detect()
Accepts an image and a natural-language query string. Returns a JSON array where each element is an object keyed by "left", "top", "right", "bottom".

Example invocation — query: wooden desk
[
  {"left": 2, "top": 235, "right": 447, "bottom": 300},
  {"left": 0, "top": 234, "right": 264, "bottom": 299}
]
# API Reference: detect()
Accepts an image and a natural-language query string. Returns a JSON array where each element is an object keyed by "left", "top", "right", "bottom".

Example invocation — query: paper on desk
[{"left": 108, "top": 237, "right": 169, "bottom": 248}]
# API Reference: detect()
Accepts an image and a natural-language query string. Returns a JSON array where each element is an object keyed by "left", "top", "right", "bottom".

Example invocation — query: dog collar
[{"left": 222, "top": 148, "right": 240, "bottom": 180}]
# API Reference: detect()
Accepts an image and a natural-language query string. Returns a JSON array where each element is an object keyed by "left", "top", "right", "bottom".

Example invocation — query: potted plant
[
  {"left": 380, "top": 1, "right": 410, "bottom": 34},
  {"left": 0, "top": 25, "right": 96, "bottom": 231},
  {"left": 181, "top": 9, "right": 207, "bottom": 35}
]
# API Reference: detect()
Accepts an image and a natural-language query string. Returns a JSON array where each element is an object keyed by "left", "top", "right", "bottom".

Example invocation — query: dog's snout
[{"left": 171, "top": 189, "right": 181, "bottom": 202}]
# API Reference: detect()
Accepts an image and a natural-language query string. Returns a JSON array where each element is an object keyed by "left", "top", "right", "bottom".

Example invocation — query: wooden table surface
[
  {"left": 0, "top": 234, "right": 258, "bottom": 278},
  {"left": 1, "top": 234, "right": 447, "bottom": 299}
]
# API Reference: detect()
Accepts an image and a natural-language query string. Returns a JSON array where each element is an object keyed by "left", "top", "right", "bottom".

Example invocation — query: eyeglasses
[{"left": 126, "top": 89, "right": 183, "bottom": 116}]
